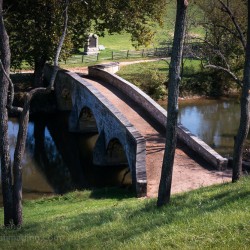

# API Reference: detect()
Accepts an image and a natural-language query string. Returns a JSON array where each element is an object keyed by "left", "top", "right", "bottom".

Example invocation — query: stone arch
[
  {"left": 106, "top": 138, "right": 128, "bottom": 165},
  {"left": 78, "top": 106, "right": 98, "bottom": 133}
]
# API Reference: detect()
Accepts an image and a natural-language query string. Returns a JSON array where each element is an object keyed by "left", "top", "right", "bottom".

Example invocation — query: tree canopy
[
  {"left": 4, "top": 0, "right": 167, "bottom": 73},
  {"left": 195, "top": 0, "right": 247, "bottom": 86}
]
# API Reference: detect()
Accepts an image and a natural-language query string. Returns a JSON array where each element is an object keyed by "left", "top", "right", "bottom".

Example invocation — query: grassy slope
[
  {"left": 117, "top": 60, "right": 167, "bottom": 82},
  {"left": 117, "top": 59, "right": 201, "bottom": 87},
  {"left": 0, "top": 177, "right": 250, "bottom": 249},
  {"left": 98, "top": 1, "right": 204, "bottom": 51}
]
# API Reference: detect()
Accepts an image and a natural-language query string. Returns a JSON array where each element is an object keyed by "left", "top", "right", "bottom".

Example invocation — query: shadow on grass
[
  {"left": 1, "top": 179, "right": 249, "bottom": 249},
  {"left": 89, "top": 186, "right": 136, "bottom": 200},
  {"left": 63, "top": 180, "right": 250, "bottom": 242}
]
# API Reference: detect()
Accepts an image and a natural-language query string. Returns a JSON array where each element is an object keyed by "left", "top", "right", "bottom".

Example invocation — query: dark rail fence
[{"left": 63, "top": 42, "right": 204, "bottom": 65}]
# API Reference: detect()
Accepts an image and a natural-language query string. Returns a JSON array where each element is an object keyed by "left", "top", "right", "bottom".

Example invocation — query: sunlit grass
[{"left": 0, "top": 177, "right": 250, "bottom": 249}]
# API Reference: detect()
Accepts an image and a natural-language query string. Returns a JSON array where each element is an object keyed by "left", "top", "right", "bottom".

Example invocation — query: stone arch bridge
[{"left": 44, "top": 63, "right": 229, "bottom": 197}]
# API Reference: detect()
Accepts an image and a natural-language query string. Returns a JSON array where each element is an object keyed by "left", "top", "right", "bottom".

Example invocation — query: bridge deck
[{"left": 79, "top": 73, "right": 231, "bottom": 197}]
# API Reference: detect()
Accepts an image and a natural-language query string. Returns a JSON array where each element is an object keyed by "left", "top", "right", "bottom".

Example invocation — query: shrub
[{"left": 134, "top": 68, "right": 167, "bottom": 100}]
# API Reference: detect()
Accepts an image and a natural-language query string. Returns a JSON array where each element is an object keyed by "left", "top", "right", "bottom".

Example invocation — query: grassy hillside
[
  {"left": 0, "top": 177, "right": 250, "bottom": 249},
  {"left": 98, "top": 1, "right": 204, "bottom": 51},
  {"left": 62, "top": 2, "right": 205, "bottom": 67}
]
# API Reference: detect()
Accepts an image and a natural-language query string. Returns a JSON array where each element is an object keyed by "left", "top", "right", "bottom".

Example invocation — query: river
[
  {"left": 0, "top": 112, "right": 131, "bottom": 204},
  {"left": 178, "top": 97, "right": 248, "bottom": 157}
]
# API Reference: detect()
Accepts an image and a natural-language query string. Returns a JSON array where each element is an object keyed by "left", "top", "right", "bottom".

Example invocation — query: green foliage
[
  {"left": 3, "top": 0, "right": 167, "bottom": 70},
  {"left": 1, "top": 177, "right": 250, "bottom": 249},
  {"left": 195, "top": 0, "right": 247, "bottom": 83},
  {"left": 4, "top": 0, "right": 83, "bottom": 69},
  {"left": 118, "top": 59, "right": 236, "bottom": 98},
  {"left": 180, "top": 60, "right": 236, "bottom": 97},
  {"left": 117, "top": 61, "right": 167, "bottom": 100}
]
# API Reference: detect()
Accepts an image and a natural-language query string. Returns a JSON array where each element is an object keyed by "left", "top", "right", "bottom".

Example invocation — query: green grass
[
  {"left": 1, "top": 177, "right": 250, "bottom": 249},
  {"left": 117, "top": 59, "right": 202, "bottom": 80},
  {"left": 116, "top": 59, "right": 204, "bottom": 99},
  {"left": 117, "top": 60, "right": 167, "bottom": 81},
  {"left": 99, "top": 32, "right": 136, "bottom": 51},
  {"left": 97, "top": 2, "right": 205, "bottom": 51}
]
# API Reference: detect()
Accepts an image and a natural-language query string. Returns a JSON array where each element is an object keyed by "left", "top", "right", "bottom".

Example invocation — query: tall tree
[
  {"left": 195, "top": 0, "right": 249, "bottom": 181},
  {"left": 0, "top": 0, "right": 69, "bottom": 226},
  {"left": 0, "top": 0, "right": 13, "bottom": 226},
  {"left": 232, "top": 0, "right": 250, "bottom": 182},
  {"left": 157, "top": 0, "right": 188, "bottom": 206}
]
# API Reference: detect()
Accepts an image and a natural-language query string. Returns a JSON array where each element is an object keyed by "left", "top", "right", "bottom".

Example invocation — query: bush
[
  {"left": 180, "top": 66, "right": 236, "bottom": 97},
  {"left": 134, "top": 69, "right": 167, "bottom": 100}
]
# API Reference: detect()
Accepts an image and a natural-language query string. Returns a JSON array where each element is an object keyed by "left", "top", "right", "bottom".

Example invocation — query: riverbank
[{"left": 0, "top": 177, "right": 250, "bottom": 249}]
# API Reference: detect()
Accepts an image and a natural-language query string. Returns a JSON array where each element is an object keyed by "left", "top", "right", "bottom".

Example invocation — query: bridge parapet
[
  {"left": 44, "top": 65, "right": 147, "bottom": 197},
  {"left": 89, "top": 64, "right": 228, "bottom": 170}
]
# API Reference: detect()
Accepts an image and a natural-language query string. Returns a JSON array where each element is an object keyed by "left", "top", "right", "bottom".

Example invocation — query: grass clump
[{"left": 0, "top": 177, "right": 250, "bottom": 249}]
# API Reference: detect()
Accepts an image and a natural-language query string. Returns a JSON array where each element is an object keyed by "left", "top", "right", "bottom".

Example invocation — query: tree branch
[
  {"left": 204, "top": 63, "right": 243, "bottom": 87},
  {"left": 49, "top": 0, "right": 69, "bottom": 90},
  {"left": 0, "top": 59, "right": 23, "bottom": 113},
  {"left": 218, "top": 0, "right": 246, "bottom": 50},
  {"left": 11, "top": 0, "right": 69, "bottom": 226}
]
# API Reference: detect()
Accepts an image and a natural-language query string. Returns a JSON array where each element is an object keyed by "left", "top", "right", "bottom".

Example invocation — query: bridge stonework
[
  {"left": 44, "top": 66, "right": 147, "bottom": 197},
  {"left": 44, "top": 62, "right": 229, "bottom": 198}
]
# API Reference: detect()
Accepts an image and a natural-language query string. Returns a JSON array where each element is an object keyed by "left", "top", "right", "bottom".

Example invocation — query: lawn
[
  {"left": 0, "top": 177, "right": 250, "bottom": 249},
  {"left": 61, "top": 1, "right": 205, "bottom": 68}
]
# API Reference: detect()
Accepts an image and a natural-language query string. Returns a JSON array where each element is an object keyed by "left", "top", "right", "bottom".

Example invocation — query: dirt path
[
  {"left": 66, "top": 58, "right": 166, "bottom": 75},
  {"left": 81, "top": 76, "right": 231, "bottom": 197}
]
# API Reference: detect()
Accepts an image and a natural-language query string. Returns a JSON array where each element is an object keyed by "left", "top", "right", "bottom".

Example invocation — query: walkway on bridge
[{"left": 74, "top": 68, "right": 231, "bottom": 197}]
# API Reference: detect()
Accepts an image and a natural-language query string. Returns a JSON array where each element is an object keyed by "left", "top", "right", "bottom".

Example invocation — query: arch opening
[
  {"left": 78, "top": 107, "right": 98, "bottom": 133},
  {"left": 106, "top": 138, "right": 128, "bottom": 165},
  {"left": 105, "top": 138, "right": 131, "bottom": 186}
]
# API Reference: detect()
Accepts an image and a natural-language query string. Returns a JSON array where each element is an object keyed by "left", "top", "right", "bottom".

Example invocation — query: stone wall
[{"left": 89, "top": 64, "right": 228, "bottom": 170}]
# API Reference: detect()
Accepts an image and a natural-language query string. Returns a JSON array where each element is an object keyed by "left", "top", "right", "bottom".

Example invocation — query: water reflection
[
  {"left": 178, "top": 98, "right": 246, "bottom": 157},
  {"left": 0, "top": 117, "right": 54, "bottom": 204},
  {"left": 0, "top": 112, "right": 131, "bottom": 204}
]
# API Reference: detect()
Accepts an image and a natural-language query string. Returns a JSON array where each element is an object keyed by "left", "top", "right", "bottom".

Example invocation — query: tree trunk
[
  {"left": 0, "top": 0, "right": 14, "bottom": 226},
  {"left": 157, "top": 0, "right": 188, "bottom": 206},
  {"left": 0, "top": 0, "right": 69, "bottom": 226},
  {"left": 232, "top": 1, "right": 250, "bottom": 182},
  {"left": 34, "top": 57, "right": 47, "bottom": 88},
  {"left": 12, "top": 94, "right": 32, "bottom": 226}
]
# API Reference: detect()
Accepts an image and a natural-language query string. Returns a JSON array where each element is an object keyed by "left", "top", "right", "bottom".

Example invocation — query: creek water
[
  {"left": 0, "top": 98, "right": 247, "bottom": 202},
  {"left": 0, "top": 112, "right": 131, "bottom": 204},
  {"left": 178, "top": 97, "right": 247, "bottom": 157}
]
